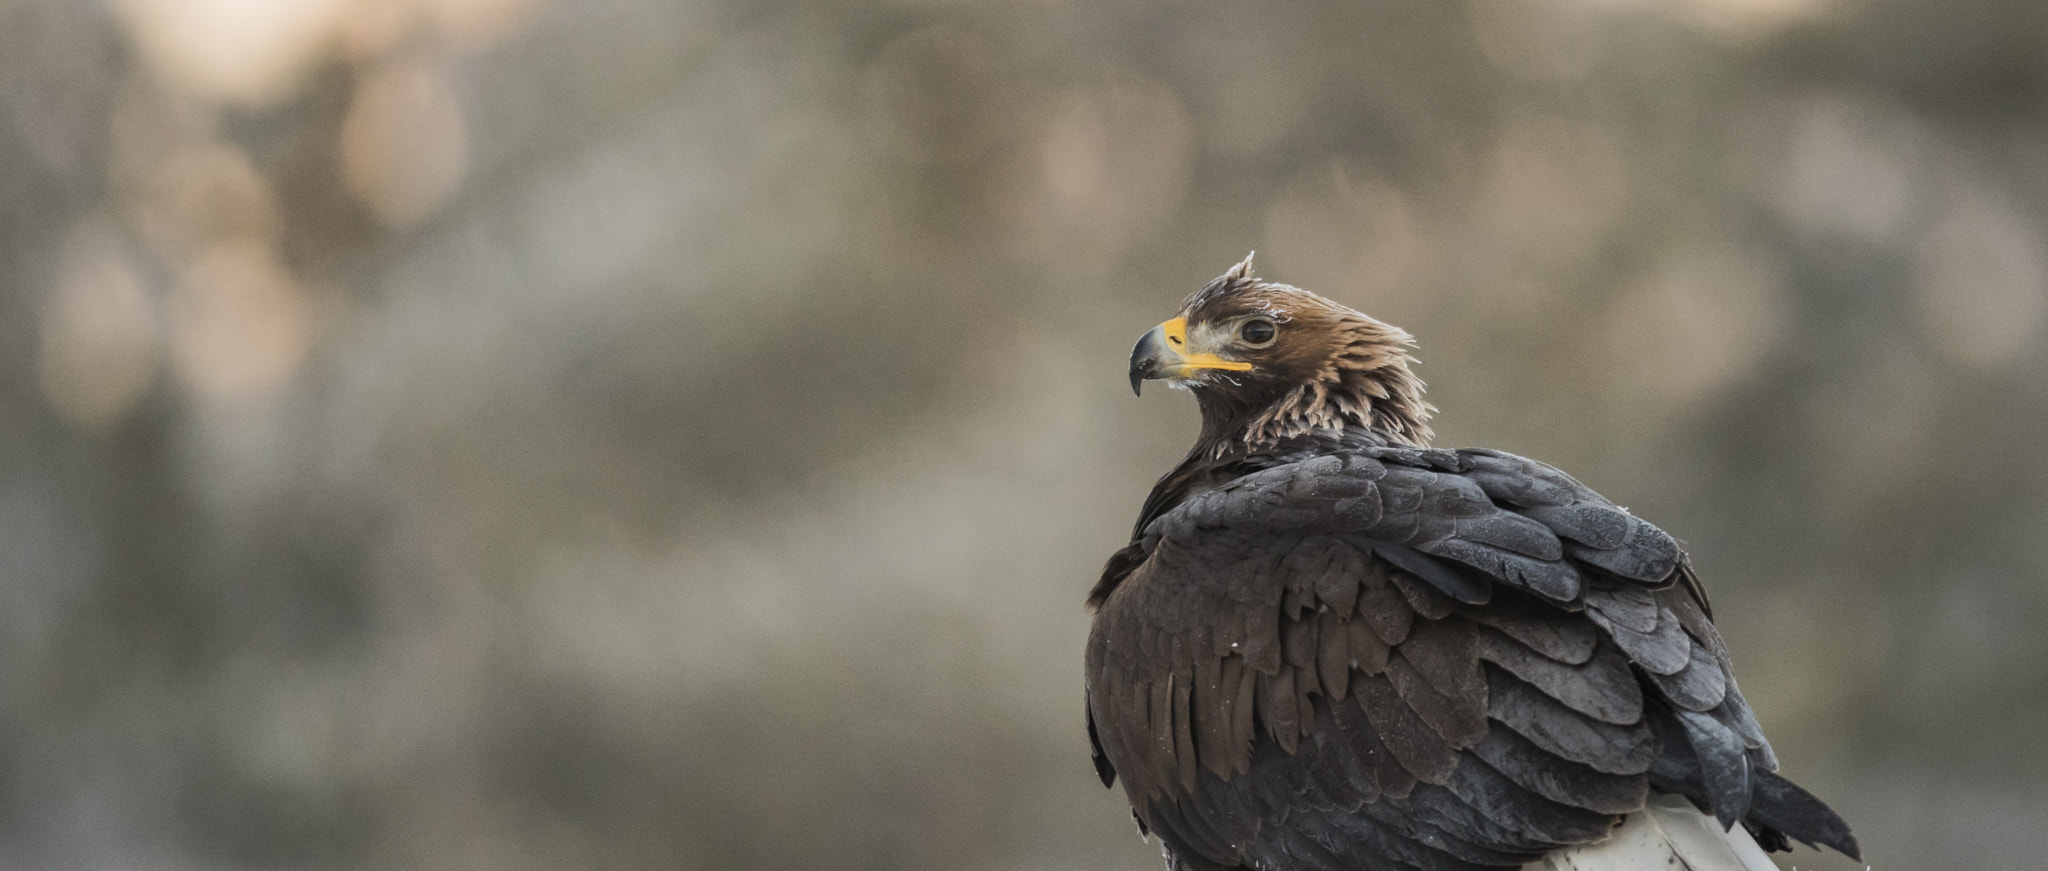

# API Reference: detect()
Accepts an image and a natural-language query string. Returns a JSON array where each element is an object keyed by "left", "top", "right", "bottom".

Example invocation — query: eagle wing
[{"left": 1085, "top": 447, "right": 1855, "bottom": 870}]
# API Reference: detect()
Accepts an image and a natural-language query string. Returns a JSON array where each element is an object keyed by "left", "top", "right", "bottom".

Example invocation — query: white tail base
[{"left": 1531, "top": 794, "right": 1777, "bottom": 871}]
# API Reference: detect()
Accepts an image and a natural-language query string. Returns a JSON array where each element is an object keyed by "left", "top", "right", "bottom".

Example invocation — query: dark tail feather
[
  {"left": 1745, "top": 768, "right": 1861, "bottom": 861},
  {"left": 1646, "top": 706, "right": 1859, "bottom": 861}
]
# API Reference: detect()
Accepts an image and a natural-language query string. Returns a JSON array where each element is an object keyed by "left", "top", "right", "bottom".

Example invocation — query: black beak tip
[{"left": 1128, "top": 326, "right": 1166, "bottom": 397}]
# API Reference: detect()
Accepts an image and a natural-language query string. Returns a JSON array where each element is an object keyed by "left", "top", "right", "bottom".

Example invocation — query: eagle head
[{"left": 1129, "top": 254, "right": 1435, "bottom": 452}]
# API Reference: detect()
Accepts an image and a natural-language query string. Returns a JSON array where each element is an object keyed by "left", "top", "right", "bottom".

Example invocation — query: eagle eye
[{"left": 1238, "top": 319, "right": 1277, "bottom": 347}]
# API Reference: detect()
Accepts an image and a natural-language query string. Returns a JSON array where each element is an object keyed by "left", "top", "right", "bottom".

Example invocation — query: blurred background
[{"left": 2, "top": 0, "right": 2044, "bottom": 869}]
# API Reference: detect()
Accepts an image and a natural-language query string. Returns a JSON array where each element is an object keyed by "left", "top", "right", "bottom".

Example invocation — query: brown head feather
[{"left": 1177, "top": 257, "right": 1434, "bottom": 456}]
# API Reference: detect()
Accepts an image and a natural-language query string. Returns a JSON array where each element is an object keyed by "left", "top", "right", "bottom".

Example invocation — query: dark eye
[{"left": 1239, "top": 319, "right": 1277, "bottom": 346}]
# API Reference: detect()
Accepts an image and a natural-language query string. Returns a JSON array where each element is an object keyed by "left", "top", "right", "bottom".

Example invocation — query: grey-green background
[{"left": 3, "top": 1, "right": 2043, "bottom": 869}]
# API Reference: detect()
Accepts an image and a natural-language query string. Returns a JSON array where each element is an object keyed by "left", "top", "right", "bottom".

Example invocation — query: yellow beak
[{"left": 1128, "top": 317, "right": 1253, "bottom": 395}]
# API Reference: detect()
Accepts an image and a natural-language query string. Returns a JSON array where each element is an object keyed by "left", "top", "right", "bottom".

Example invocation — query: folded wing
[{"left": 1085, "top": 446, "right": 1857, "bottom": 870}]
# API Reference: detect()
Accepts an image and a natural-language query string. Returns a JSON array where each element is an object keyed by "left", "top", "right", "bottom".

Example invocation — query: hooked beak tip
[{"left": 1129, "top": 323, "right": 1168, "bottom": 397}]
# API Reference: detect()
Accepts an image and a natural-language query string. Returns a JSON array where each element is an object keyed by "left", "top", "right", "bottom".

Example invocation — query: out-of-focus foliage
[{"left": 1, "top": 0, "right": 2043, "bottom": 868}]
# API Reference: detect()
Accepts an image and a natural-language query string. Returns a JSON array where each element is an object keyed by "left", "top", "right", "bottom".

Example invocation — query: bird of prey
[{"left": 1086, "top": 256, "right": 1858, "bottom": 871}]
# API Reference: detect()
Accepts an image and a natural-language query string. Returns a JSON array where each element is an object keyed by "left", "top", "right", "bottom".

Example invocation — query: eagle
[{"left": 1085, "top": 255, "right": 1859, "bottom": 871}]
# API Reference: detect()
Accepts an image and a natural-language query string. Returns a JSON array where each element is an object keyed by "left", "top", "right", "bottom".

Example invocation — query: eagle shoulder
[{"left": 1082, "top": 445, "right": 1854, "bottom": 869}]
